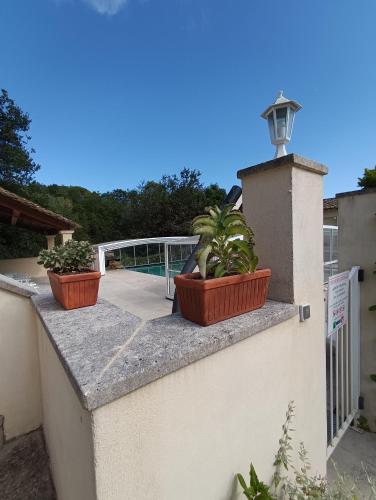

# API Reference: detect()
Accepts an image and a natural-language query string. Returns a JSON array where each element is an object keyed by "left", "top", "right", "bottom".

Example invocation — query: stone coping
[
  {"left": 0, "top": 273, "right": 38, "bottom": 298},
  {"left": 32, "top": 293, "right": 298, "bottom": 411},
  {"left": 237, "top": 153, "right": 328, "bottom": 179}
]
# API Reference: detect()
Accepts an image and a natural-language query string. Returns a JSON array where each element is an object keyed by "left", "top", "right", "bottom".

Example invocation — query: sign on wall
[{"left": 327, "top": 271, "right": 349, "bottom": 337}]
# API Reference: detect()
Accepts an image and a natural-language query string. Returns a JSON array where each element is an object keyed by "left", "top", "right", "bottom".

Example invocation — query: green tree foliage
[
  {"left": 0, "top": 225, "right": 46, "bottom": 259},
  {"left": 0, "top": 89, "right": 40, "bottom": 190},
  {"left": 103, "top": 168, "right": 225, "bottom": 240},
  {"left": 0, "top": 88, "right": 226, "bottom": 259},
  {"left": 25, "top": 183, "right": 125, "bottom": 243},
  {"left": 120, "top": 168, "right": 225, "bottom": 237},
  {"left": 358, "top": 167, "right": 376, "bottom": 188},
  {"left": 0, "top": 170, "right": 225, "bottom": 258}
]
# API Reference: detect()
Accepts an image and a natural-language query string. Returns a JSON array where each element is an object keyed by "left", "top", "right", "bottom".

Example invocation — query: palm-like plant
[{"left": 192, "top": 205, "right": 258, "bottom": 279}]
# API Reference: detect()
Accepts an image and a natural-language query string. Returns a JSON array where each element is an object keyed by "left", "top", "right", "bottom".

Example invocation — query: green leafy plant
[
  {"left": 357, "top": 414, "right": 371, "bottom": 432},
  {"left": 38, "top": 240, "right": 95, "bottom": 274},
  {"left": 237, "top": 464, "right": 272, "bottom": 499},
  {"left": 358, "top": 167, "right": 376, "bottom": 189},
  {"left": 237, "top": 402, "right": 376, "bottom": 499},
  {"left": 192, "top": 204, "right": 258, "bottom": 279}
]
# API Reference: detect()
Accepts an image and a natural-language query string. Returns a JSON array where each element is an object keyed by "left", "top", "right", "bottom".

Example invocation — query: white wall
[
  {"left": 0, "top": 288, "right": 42, "bottom": 439},
  {"left": 0, "top": 257, "right": 47, "bottom": 278},
  {"left": 92, "top": 315, "right": 326, "bottom": 500},
  {"left": 338, "top": 190, "right": 376, "bottom": 430},
  {"left": 33, "top": 155, "right": 327, "bottom": 499},
  {"left": 37, "top": 319, "right": 97, "bottom": 500}
]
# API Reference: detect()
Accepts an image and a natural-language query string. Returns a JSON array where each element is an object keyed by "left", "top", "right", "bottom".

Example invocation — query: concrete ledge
[
  {"left": 336, "top": 187, "right": 376, "bottom": 198},
  {"left": 32, "top": 293, "right": 298, "bottom": 411},
  {"left": 0, "top": 273, "right": 38, "bottom": 298},
  {"left": 237, "top": 153, "right": 328, "bottom": 179}
]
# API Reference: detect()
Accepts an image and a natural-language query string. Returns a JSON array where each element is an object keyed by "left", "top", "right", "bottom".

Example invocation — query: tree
[
  {"left": 0, "top": 90, "right": 228, "bottom": 258},
  {"left": 0, "top": 170, "right": 226, "bottom": 259},
  {"left": 203, "top": 183, "right": 226, "bottom": 208},
  {"left": 0, "top": 89, "right": 40, "bottom": 189},
  {"left": 0, "top": 92, "right": 227, "bottom": 259},
  {"left": 104, "top": 169, "right": 226, "bottom": 241},
  {"left": 358, "top": 167, "right": 376, "bottom": 189},
  {"left": 160, "top": 169, "right": 225, "bottom": 235}
]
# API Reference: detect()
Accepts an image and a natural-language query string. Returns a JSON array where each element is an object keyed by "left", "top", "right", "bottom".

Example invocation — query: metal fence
[
  {"left": 165, "top": 242, "right": 197, "bottom": 299},
  {"left": 93, "top": 236, "right": 199, "bottom": 276},
  {"left": 94, "top": 226, "right": 339, "bottom": 302},
  {"left": 326, "top": 267, "right": 360, "bottom": 457}
]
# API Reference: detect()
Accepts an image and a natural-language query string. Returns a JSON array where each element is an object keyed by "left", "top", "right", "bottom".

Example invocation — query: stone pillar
[
  {"left": 46, "top": 235, "right": 56, "bottom": 250},
  {"left": 337, "top": 188, "right": 376, "bottom": 430},
  {"left": 237, "top": 153, "right": 327, "bottom": 305},
  {"left": 59, "top": 230, "right": 74, "bottom": 245},
  {"left": 238, "top": 153, "right": 328, "bottom": 474}
]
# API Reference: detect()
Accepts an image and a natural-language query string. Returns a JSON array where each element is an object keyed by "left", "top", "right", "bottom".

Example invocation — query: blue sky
[{"left": 1, "top": 0, "right": 375, "bottom": 197}]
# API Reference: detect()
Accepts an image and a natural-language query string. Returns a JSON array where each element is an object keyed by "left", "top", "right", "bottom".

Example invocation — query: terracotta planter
[
  {"left": 174, "top": 269, "right": 271, "bottom": 326},
  {"left": 47, "top": 270, "right": 101, "bottom": 310}
]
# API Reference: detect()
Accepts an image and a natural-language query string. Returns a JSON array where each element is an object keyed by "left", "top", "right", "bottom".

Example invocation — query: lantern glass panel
[
  {"left": 275, "top": 107, "right": 287, "bottom": 140},
  {"left": 287, "top": 107, "right": 295, "bottom": 139},
  {"left": 267, "top": 114, "right": 275, "bottom": 141}
]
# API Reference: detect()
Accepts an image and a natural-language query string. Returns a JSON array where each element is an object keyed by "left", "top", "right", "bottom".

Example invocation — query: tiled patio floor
[
  {"left": 0, "top": 428, "right": 55, "bottom": 500},
  {"left": 35, "top": 268, "right": 173, "bottom": 320},
  {"left": 98, "top": 268, "right": 173, "bottom": 319},
  {"left": 327, "top": 426, "right": 376, "bottom": 496}
]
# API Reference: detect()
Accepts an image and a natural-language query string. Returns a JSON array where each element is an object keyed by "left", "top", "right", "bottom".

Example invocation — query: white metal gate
[{"left": 326, "top": 266, "right": 360, "bottom": 457}]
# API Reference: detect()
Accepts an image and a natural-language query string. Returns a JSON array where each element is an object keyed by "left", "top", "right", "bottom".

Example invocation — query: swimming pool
[{"left": 128, "top": 260, "right": 185, "bottom": 277}]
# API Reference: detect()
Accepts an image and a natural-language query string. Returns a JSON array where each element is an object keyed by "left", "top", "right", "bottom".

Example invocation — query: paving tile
[
  {"left": 0, "top": 429, "right": 55, "bottom": 500},
  {"left": 327, "top": 427, "right": 376, "bottom": 497}
]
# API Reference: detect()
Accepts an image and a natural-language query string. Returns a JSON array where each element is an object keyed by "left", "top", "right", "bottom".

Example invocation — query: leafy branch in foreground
[{"left": 237, "top": 402, "right": 376, "bottom": 499}]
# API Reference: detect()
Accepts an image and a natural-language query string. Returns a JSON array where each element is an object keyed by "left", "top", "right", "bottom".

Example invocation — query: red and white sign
[{"left": 327, "top": 271, "right": 349, "bottom": 337}]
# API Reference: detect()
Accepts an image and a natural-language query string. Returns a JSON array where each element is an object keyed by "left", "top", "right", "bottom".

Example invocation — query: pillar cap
[{"left": 237, "top": 153, "right": 328, "bottom": 180}]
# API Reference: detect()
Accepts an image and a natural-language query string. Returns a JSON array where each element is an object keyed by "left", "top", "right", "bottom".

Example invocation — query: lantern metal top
[{"left": 261, "top": 91, "right": 302, "bottom": 119}]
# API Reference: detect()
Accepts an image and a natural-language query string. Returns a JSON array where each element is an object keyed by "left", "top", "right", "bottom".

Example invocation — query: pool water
[{"left": 129, "top": 260, "right": 185, "bottom": 277}]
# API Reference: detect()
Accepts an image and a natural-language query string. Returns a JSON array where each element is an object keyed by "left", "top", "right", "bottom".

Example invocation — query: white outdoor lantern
[{"left": 261, "top": 91, "right": 302, "bottom": 158}]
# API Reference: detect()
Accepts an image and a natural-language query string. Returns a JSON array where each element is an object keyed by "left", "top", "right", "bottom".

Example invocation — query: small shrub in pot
[
  {"left": 38, "top": 240, "right": 101, "bottom": 310},
  {"left": 174, "top": 205, "right": 271, "bottom": 326}
]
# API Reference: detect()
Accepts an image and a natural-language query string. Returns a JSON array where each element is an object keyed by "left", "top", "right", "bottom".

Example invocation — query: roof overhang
[{"left": 0, "top": 187, "right": 80, "bottom": 234}]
